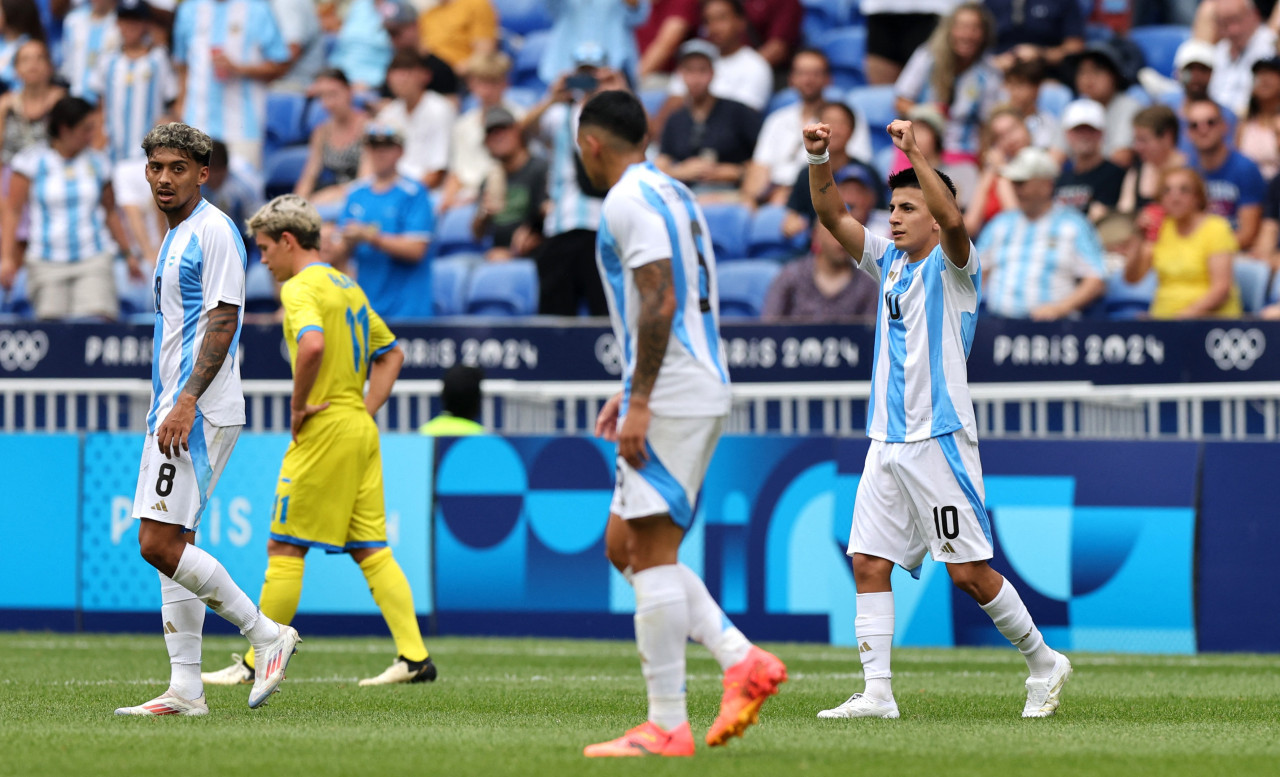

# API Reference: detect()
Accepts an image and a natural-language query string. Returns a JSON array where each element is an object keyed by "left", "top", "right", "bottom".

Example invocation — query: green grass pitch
[{"left": 2, "top": 633, "right": 1278, "bottom": 777}]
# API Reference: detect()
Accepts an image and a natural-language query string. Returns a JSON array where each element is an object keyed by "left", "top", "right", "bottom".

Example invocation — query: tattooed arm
[
  {"left": 616, "top": 260, "right": 676, "bottom": 469},
  {"left": 804, "top": 122, "right": 867, "bottom": 261},
  {"left": 155, "top": 301, "right": 240, "bottom": 458}
]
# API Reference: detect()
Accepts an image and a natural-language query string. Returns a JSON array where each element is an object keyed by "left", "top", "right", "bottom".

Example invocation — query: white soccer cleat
[
  {"left": 1023, "top": 651, "right": 1072, "bottom": 718},
  {"left": 201, "top": 653, "right": 254, "bottom": 685},
  {"left": 358, "top": 656, "right": 438, "bottom": 686},
  {"left": 817, "top": 693, "right": 900, "bottom": 719},
  {"left": 114, "top": 688, "right": 209, "bottom": 717},
  {"left": 247, "top": 625, "right": 301, "bottom": 709}
]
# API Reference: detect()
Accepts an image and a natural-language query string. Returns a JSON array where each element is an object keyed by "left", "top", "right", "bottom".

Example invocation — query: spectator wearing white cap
[
  {"left": 657, "top": 40, "right": 761, "bottom": 198},
  {"left": 1209, "top": 0, "right": 1277, "bottom": 118},
  {"left": 1054, "top": 99, "right": 1125, "bottom": 222},
  {"left": 1139, "top": 38, "right": 1216, "bottom": 108},
  {"left": 977, "top": 146, "right": 1107, "bottom": 319}
]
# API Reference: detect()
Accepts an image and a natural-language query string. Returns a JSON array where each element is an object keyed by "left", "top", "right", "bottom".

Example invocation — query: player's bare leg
[
  {"left": 819, "top": 553, "right": 900, "bottom": 719},
  {"left": 948, "top": 560, "right": 1072, "bottom": 718}
]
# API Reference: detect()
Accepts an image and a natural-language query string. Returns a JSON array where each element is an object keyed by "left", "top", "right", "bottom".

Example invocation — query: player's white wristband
[{"left": 806, "top": 150, "right": 830, "bottom": 165}]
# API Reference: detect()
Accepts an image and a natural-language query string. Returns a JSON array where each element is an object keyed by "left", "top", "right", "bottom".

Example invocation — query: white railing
[{"left": 5, "top": 378, "right": 1280, "bottom": 439}]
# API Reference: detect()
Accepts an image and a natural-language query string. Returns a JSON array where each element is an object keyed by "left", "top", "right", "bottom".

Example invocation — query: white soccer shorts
[
  {"left": 132, "top": 417, "right": 241, "bottom": 532},
  {"left": 610, "top": 415, "right": 723, "bottom": 529},
  {"left": 848, "top": 428, "right": 994, "bottom": 570}
]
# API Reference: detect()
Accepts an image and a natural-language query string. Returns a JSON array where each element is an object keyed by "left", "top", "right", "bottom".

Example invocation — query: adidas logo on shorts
[{"left": 151, "top": 500, "right": 169, "bottom": 512}]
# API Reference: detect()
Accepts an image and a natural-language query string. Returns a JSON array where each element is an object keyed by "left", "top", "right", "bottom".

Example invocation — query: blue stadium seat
[
  {"left": 262, "top": 145, "right": 312, "bottom": 198},
  {"left": 432, "top": 254, "right": 479, "bottom": 316},
  {"left": 464, "top": 259, "right": 539, "bottom": 316},
  {"left": 1, "top": 267, "right": 31, "bottom": 318},
  {"left": 873, "top": 145, "right": 898, "bottom": 181},
  {"left": 818, "top": 27, "right": 867, "bottom": 90},
  {"left": 1234, "top": 256, "right": 1273, "bottom": 313},
  {"left": 748, "top": 205, "right": 809, "bottom": 259},
  {"left": 435, "top": 203, "right": 486, "bottom": 257},
  {"left": 801, "top": 0, "right": 856, "bottom": 45},
  {"left": 845, "top": 85, "right": 896, "bottom": 154},
  {"left": 717, "top": 259, "right": 781, "bottom": 319},
  {"left": 1130, "top": 25, "right": 1191, "bottom": 79},
  {"left": 512, "top": 30, "right": 550, "bottom": 91},
  {"left": 244, "top": 261, "right": 279, "bottom": 315},
  {"left": 1104, "top": 269, "right": 1157, "bottom": 320},
  {"left": 1270, "top": 267, "right": 1280, "bottom": 305},
  {"left": 700, "top": 203, "right": 751, "bottom": 261},
  {"left": 114, "top": 260, "right": 154, "bottom": 316},
  {"left": 302, "top": 97, "right": 330, "bottom": 136},
  {"left": 265, "top": 92, "right": 308, "bottom": 150},
  {"left": 494, "top": 0, "right": 554, "bottom": 36},
  {"left": 1038, "top": 81, "right": 1073, "bottom": 117}
]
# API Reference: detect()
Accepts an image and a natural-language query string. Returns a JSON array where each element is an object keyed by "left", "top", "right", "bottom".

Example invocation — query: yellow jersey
[{"left": 281, "top": 263, "right": 397, "bottom": 414}]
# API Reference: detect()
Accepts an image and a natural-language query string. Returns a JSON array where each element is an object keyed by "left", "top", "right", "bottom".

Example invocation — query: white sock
[
  {"left": 159, "top": 571, "right": 204, "bottom": 701},
  {"left": 632, "top": 565, "right": 689, "bottom": 730},
  {"left": 855, "top": 592, "right": 895, "bottom": 702},
  {"left": 171, "top": 544, "right": 280, "bottom": 647},
  {"left": 676, "top": 564, "right": 751, "bottom": 671},
  {"left": 980, "top": 579, "right": 1057, "bottom": 678}
]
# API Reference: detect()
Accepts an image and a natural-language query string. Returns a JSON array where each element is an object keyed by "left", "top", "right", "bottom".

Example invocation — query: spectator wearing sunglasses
[{"left": 1186, "top": 97, "right": 1266, "bottom": 256}]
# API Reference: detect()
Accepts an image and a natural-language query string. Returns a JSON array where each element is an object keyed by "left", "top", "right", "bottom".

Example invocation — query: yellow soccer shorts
[{"left": 269, "top": 411, "right": 388, "bottom": 553}]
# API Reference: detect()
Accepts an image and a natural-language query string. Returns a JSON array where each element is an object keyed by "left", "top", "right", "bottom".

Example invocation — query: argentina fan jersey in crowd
[
  {"left": 147, "top": 200, "right": 248, "bottom": 434},
  {"left": 859, "top": 227, "right": 980, "bottom": 443},
  {"left": 172, "top": 0, "right": 289, "bottom": 144},
  {"left": 10, "top": 145, "right": 114, "bottom": 263},
  {"left": 596, "top": 162, "right": 731, "bottom": 418}
]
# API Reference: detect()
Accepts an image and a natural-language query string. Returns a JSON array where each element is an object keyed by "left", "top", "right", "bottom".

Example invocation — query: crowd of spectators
[{"left": 5, "top": 0, "right": 1280, "bottom": 324}]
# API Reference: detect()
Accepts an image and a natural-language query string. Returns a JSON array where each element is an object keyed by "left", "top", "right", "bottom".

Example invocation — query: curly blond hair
[{"left": 247, "top": 194, "right": 323, "bottom": 250}]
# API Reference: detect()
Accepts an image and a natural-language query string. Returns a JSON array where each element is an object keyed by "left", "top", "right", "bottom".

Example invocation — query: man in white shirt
[
  {"left": 668, "top": 0, "right": 772, "bottom": 112},
  {"left": 375, "top": 50, "right": 458, "bottom": 189},
  {"left": 1210, "top": 0, "right": 1277, "bottom": 117},
  {"left": 742, "top": 48, "right": 835, "bottom": 205}
]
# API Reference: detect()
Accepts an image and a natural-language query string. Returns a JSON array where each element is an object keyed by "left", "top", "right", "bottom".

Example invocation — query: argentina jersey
[
  {"left": 597, "top": 162, "right": 731, "bottom": 418},
  {"left": 59, "top": 6, "right": 120, "bottom": 98},
  {"left": 148, "top": 200, "right": 248, "bottom": 433},
  {"left": 90, "top": 48, "right": 178, "bottom": 164},
  {"left": 173, "top": 0, "right": 289, "bottom": 144},
  {"left": 11, "top": 144, "right": 114, "bottom": 262},
  {"left": 860, "top": 227, "right": 980, "bottom": 443},
  {"left": 543, "top": 103, "right": 601, "bottom": 236}
]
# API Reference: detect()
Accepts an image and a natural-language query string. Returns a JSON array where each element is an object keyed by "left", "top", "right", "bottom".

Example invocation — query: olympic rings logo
[
  {"left": 0, "top": 329, "right": 50, "bottom": 372},
  {"left": 594, "top": 333, "right": 623, "bottom": 376},
  {"left": 1205, "top": 328, "right": 1265, "bottom": 371}
]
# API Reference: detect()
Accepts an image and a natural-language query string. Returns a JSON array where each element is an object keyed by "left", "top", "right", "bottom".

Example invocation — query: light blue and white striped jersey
[
  {"left": 597, "top": 162, "right": 731, "bottom": 418},
  {"left": 172, "top": 0, "right": 289, "bottom": 144},
  {"left": 59, "top": 7, "right": 120, "bottom": 98},
  {"left": 11, "top": 144, "right": 115, "bottom": 263},
  {"left": 148, "top": 200, "right": 248, "bottom": 433},
  {"left": 860, "top": 228, "right": 980, "bottom": 443},
  {"left": 89, "top": 48, "right": 178, "bottom": 164},
  {"left": 0, "top": 33, "right": 29, "bottom": 91},
  {"left": 540, "top": 102, "right": 601, "bottom": 236},
  {"left": 976, "top": 205, "right": 1106, "bottom": 318}
]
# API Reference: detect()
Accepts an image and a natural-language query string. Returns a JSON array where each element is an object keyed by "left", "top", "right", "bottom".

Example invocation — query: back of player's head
[
  {"left": 887, "top": 167, "right": 957, "bottom": 199},
  {"left": 47, "top": 96, "right": 95, "bottom": 139},
  {"left": 579, "top": 90, "right": 648, "bottom": 149},
  {"left": 142, "top": 122, "right": 213, "bottom": 167},
  {"left": 442, "top": 365, "right": 484, "bottom": 421},
  {"left": 247, "top": 194, "right": 323, "bottom": 250}
]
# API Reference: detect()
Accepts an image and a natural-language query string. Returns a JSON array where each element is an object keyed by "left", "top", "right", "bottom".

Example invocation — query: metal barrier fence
[{"left": 4, "top": 378, "right": 1280, "bottom": 439}]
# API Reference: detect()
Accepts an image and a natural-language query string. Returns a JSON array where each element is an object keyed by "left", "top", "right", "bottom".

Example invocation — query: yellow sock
[
  {"left": 244, "top": 555, "right": 305, "bottom": 669},
  {"left": 359, "top": 548, "right": 428, "bottom": 662}
]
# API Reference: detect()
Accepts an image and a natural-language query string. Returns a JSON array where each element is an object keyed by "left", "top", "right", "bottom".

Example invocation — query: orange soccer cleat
[
  {"left": 583, "top": 721, "right": 696, "bottom": 757},
  {"left": 706, "top": 646, "right": 788, "bottom": 746}
]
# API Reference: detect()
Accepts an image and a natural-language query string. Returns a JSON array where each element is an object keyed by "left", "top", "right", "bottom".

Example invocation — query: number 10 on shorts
[{"left": 933, "top": 505, "right": 959, "bottom": 539}]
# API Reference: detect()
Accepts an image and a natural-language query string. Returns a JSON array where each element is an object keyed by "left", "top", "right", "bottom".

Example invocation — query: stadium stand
[
  {"left": 434, "top": 203, "right": 487, "bottom": 258},
  {"left": 717, "top": 259, "right": 782, "bottom": 318},
  {"left": 432, "top": 255, "right": 478, "bottom": 316},
  {"left": 748, "top": 204, "right": 809, "bottom": 260},
  {"left": 1234, "top": 257, "right": 1273, "bottom": 314},
  {"left": 1129, "top": 25, "right": 1191, "bottom": 79},
  {"left": 816, "top": 26, "right": 867, "bottom": 90},
  {"left": 701, "top": 203, "right": 752, "bottom": 261},
  {"left": 464, "top": 259, "right": 539, "bottom": 316}
]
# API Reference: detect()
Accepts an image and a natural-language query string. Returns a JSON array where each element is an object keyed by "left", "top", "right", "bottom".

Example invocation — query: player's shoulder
[{"left": 192, "top": 201, "right": 246, "bottom": 246}]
